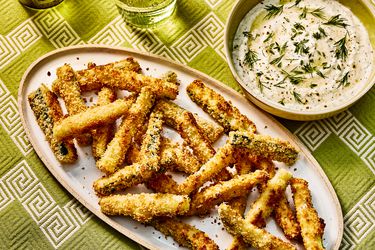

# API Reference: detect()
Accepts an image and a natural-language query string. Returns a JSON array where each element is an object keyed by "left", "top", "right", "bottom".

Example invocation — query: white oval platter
[{"left": 18, "top": 45, "right": 343, "bottom": 250}]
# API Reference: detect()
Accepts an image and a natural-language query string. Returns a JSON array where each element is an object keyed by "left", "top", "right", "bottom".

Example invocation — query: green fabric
[{"left": 0, "top": 0, "right": 373, "bottom": 249}]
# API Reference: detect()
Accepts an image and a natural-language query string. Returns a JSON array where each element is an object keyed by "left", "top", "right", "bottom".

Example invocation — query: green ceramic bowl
[{"left": 225, "top": 0, "right": 375, "bottom": 121}]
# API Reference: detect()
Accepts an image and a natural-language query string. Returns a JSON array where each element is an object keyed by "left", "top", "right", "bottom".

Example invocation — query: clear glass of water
[
  {"left": 115, "top": 0, "right": 177, "bottom": 27},
  {"left": 19, "top": 0, "right": 64, "bottom": 9}
]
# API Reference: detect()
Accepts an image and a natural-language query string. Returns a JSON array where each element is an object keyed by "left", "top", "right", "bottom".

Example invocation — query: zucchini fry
[
  {"left": 155, "top": 100, "right": 224, "bottom": 143},
  {"left": 291, "top": 178, "right": 325, "bottom": 250},
  {"left": 77, "top": 58, "right": 141, "bottom": 92},
  {"left": 274, "top": 192, "right": 302, "bottom": 241},
  {"left": 75, "top": 60, "right": 178, "bottom": 99},
  {"left": 188, "top": 170, "right": 268, "bottom": 215},
  {"left": 229, "top": 131, "right": 299, "bottom": 166},
  {"left": 218, "top": 203, "right": 296, "bottom": 250},
  {"left": 92, "top": 87, "right": 117, "bottom": 160},
  {"left": 228, "top": 169, "right": 292, "bottom": 250},
  {"left": 53, "top": 64, "right": 91, "bottom": 145},
  {"left": 93, "top": 111, "right": 164, "bottom": 195},
  {"left": 245, "top": 169, "right": 292, "bottom": 227},
  {"left": 150, "top": 218, "right": 219, "bottom": 250},
  {"left": 53, "top": 95, "right": 135, "bottom": 141},
  {"left": 100, "top": 193, "right": 190, "bottom": 223},
  {"left": 97, "top": 87, "right": 155, "bottom": 174},
  {"left": 28, "top": 84, "right": 77, "bottom": 163},
  {"left": 177, "top": 143, "right": 235, "bottom": 195},
  {"left": 187, "top": 80, "right": 256, "bottom": 133},
  {"left": 251, "top": 157, "right": 301, "bottom": 241},
  {"left": 146, "top": 173, "right": 179, "bottom": 194}
]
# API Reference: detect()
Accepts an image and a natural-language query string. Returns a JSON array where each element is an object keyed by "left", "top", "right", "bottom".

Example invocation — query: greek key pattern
[
  {"left": 0, "top": 160, "right": 91, "bottom": 248},
  {"left": 295, "top": 110, "right": 375, "bottom": 174}
]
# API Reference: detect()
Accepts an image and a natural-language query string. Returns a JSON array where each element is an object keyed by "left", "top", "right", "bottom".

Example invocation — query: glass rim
[{"left": 115, "top": 0, "right": 176, "bottom": 13}]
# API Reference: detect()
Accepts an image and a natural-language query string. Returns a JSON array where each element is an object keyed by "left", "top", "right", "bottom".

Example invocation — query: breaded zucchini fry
[
  {"left": 150, "top": 218, "right": 219, "bottom": 250},
  {"left": 53, "top": 95, "right": 135, "bottom": 141},
  {"left": 155, "top": 100, "right": 224, "bottom": 143},
  {"left": 100, "top": 193, "right": 190, "bottom": 223},
  {"left": 93, "top": 111, "right": 164, "bottom": 195},
  {"left": 229, "top": 131, "right": 299, "bottom": 166},
  {"left": 28, "top": 84, "right": 77, "bottom": 163},
  {"left": 77, "top": 58, "right": 141, "bottom": 92},
  {"left": 187, "top": 80, "right": 256, "bottom": 133},
  {"left": 177, "top": 143, "right": 235, "bottom": 195},
  {"left": 218, "top": 204, "right": 296, "bottom": 250},
  {"left": 245, "top": 169, "right": 292, "bottom": 227},
  {"left": 188, "top": 170, "right": 268, "bottom": 215},
  {"left": 75, "top": 59, "right": 178, "bottom": 99},
  {"left": 176, "top": 111, "right": 215, "bottom": 163},
  {"left": 53, "top": 64, "right": 91, "bottom": 145},
  {"left": 146, "top": 173, "right": 179, "bottom": 194},
  {"left": 92, "top": 87, "right": 117, "bottom": 160},
  {"left": 251, "top": 158, "right": 301, "bottom": 241},
  {"left": 97, "top": 88, "right": 155, "bottom": 174},
  {"left": 274, "top": 192, "right": 301, "bottom": 241},
  {"left": 291, "top": 178, "right": 325, "bottom": 250}
]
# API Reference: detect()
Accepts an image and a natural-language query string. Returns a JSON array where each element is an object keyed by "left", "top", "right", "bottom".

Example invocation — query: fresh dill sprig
[
  {"left": 316, "top": 69, "right": 326, "bottom": 78},
  {"left": 337, "top": 72, "right": 350, "bottom": 88},
  {"left": 300, "top": 7, "right": 325, "bottom": 19},
  {"left": 312, "top": 27, "right": 327, "bottom": 40},
  {"left": 289, "top": 75, "right": 305, "bottom": 85},
  {"left": 244, "top": 50, "right": 259, "bottom": 69},
  {"left": 292, "top": 91, "right": 304, "bottom": 104},
  {"left": 299, "top": 7, "right": 308, "bottom": 19},
  {"left": 310, "top": 8, "right": 325, "bottom": 19},
  {"left": 324, "top": 14, "right": 349, "bottom": 28},
  {"left": 263, "top": 32, "right": 274, "bottom": 43},
  {"left": 294, "top": 22, "right": 305, "bottom": 31},
  {"left": 270, "top": 55, "right": 284, "bottom": 66},
  {"left": 294, "top": 0, "right": 303, "bottom": 7},
  {"left": 274, "top": 79, "right": 286, "bottom": 88},
  {"left": 264, "top": 5, "right": 284, "bottom": 20},
  {"left": 334, "top": 35, "right": 348, "bottom": 60},
  {"left": 257, "top": 79, "right": 270, "bottom": 93},
  {"left": 302, "top": 62, "right": 315, "bottom": 74},
  {"left": 294, "top": 39, "right": 309, "bottom": 54}
]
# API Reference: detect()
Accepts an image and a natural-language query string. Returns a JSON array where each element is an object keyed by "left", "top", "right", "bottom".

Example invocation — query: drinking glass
[{"left": 115, "top": 0, "right": 177, "bottom": 27}]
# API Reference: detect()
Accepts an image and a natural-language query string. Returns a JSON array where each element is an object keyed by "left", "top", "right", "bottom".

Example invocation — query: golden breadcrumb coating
[
  {"left": 93, "top": 111, "right": 164, "bottom": 195},
  {"left": 92, "top": 87, "right": 117, "bottom": 160},
  {"left": 75, "top": 59, "right": 178, "bottom": 99},
  {"left": 97, "top": 87, "right": 155, "bottom": 174},
  {"left": 53, "top": 95, "right": 136, "bottom": 141},
  {"left": 146, "top": 173, "right": 179, "bottom": 194},
  {"left": 100, "top": 193, "right": 190, "bottom": 223},
  {"left": 188, "top": 170, "right": 268, "bottom": 215},
  {"left": 229, "top": 131, "right": 299, "bottom": 166},
  {"left": 53, "top": 64, "right": 92, "bottom": 145},
  {"left": 150, "top": 218, "right": 219, "bottom": 250},
  {"left": 177, "top": 143, "right": 235, "bottom": 195},
  {"left": 28, "top": 84, "right": 77, "bottom": 163},
  {"left": 274, "top": 192, "right": 302, "bottom": 241},
  {"left": 77, "top": 58, "right": 141, "bottom": 92},
  {"left": 291, "top": 178, "right": 325, "bottom": 250},
  {"left": 218, "top": 204, "right": 296, "bottom": 250},
  {"left": 187, "top": 80, "right": 256, "bottom": 133}
]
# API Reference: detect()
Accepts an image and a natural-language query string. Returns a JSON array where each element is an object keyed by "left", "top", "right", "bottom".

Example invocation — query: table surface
[{"left": 0, "top": 0, "right": 374, "bottom": 249}]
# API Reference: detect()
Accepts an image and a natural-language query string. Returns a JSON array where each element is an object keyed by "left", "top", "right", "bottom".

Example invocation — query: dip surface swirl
[{"left": 233, "top": 0, "right": 373, "bottom": 111}]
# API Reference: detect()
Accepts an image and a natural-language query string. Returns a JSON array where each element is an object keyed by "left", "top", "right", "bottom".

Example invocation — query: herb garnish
[
  {"left": 292, "top": 91, "right": 304, "bottom": 104},
  {"left": 334, "top": 35, "right": 348, "bottom": 60},
  {"left": 264, "top": 5, "right": 283, "bottom": 20},
  {"left": 270, "top": 55, "right": 284, "bottom": 66},
  {"left": 244, "top": 50, "right": 259, "bottom": 69},
  {"left": 316, "top": 69, "right": 325, "bottom": 78},
  {"left": 313, "top": 27, "right": 327, "bottom": 40},
  {"left": 294, "top": 39, "right": 309, "bottom": 54},
  {"left": 337, "top": 72, "right": 350, "bottom": 88},
  {"left": 294, "top": 0, "right": 303, "bottom": 7},
  {"left": 310, "top": 83, "right": 318, "bottom": 88},
  {"left": 294, "top": 23, "right": 305, "bottom": 31},
  {"left": 278, "top": 99, "right": 285, "bottom": 105},
  {"left": 263, "top": 32, "right": 274, "bottom": 43},
  {"left": 257, "top": 79, "right": 270, "bottom": 93},
  {"left": 274, "top": 79, "right": 286, "bottom": 88},
  {"left": 324, "top": 14, "right": 349, "bottom": 28},
  {"left": 300, "top": 7, "right": 325, "bottom": 19}
]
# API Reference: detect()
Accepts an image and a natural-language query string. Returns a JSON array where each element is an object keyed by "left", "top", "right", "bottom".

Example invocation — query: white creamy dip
[{"left": 233, "top": 0, "right": 373, "bottom": 111}]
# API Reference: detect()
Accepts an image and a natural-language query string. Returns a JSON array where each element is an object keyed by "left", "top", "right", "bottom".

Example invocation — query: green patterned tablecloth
[{"left": 0, "top": 0, "right": 374, "bottom": 249}]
